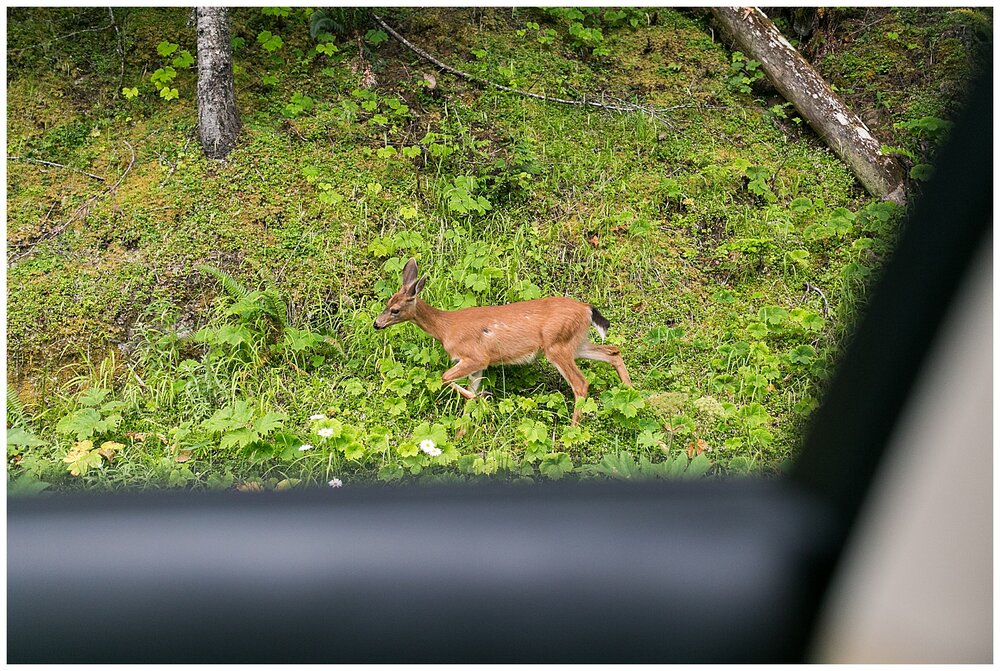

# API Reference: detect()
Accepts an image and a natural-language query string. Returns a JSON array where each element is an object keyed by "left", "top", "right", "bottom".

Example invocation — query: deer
[{"left": 373, "top": 258, "right": 632, "bottom": 424}]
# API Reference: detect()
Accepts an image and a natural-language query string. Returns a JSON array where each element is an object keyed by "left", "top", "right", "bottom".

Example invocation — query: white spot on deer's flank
[
  {"left": 835, "top": 112, "right": 849, "bottom": 126},
  {"left": 856, "top": 126, "right": 873, "bottom": 141}
]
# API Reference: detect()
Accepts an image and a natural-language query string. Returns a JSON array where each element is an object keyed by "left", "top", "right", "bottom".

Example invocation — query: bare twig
[
  {"left": 7, "top": 156, "right": 105, "bottom": 182},
  {"left": 804, "top": 282, "right": 831, "bottom": 317},
  {"left": 111, "top": 140, "right": 137, "bottom": 192},
  {"left": 372, "top": 14, "right": 684, "bottom": 129},
  {"left": 8, "top": 141, "right": 136, "bottom": 267},
  {"left": 11, "top": 20, "right": 114, "bottom": 55}
]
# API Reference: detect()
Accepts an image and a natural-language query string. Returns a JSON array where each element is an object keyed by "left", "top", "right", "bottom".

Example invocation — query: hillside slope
[{"left": 6, "top": 7, "right": 989, "bottom": 492}]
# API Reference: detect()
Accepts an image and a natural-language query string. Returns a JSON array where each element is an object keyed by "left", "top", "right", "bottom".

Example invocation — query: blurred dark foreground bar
[{"left": 8, "top": 480, "right": 835, "bottom": 663}]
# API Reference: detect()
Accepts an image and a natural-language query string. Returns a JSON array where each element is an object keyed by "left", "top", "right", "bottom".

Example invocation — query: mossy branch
[
  {"left": 7, "top": 140, "right": 135, "bottom": 267},
  {"left": 372, "top": 14, "right": 683, "bottom": 129}
]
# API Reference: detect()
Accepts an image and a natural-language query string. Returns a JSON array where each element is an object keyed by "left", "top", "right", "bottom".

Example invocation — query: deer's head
[{"left": 374, "top": 257, "right": 427, "bottom": 330}]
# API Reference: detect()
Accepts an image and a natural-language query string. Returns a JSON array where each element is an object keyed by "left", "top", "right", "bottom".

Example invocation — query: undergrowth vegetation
[{"left": 6, "top": 7, "right": 989, "bottom": 494}]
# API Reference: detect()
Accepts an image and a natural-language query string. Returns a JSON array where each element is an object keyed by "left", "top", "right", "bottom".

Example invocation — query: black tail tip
[{"left": 591, "top": 307, "right": 610, "bottom": 333}]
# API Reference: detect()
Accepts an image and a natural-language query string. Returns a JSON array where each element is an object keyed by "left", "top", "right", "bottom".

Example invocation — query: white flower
[
  {"left": 310, "top": 414, "right": 326, "bottom": 421},
  {"left": 419, "top": 439, "right": 442, "bottom": 457},
  {"left": 317, "top": 427, "right": 335, "bottom": 438},
  {"left": 297, "top": 444, "right": 314, "bottom": 452},
  {"left": 328, "top": 478, "right": 343, "bottom": 488}
]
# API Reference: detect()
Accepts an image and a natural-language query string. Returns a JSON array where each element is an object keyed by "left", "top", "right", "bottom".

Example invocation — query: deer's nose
[{"left": 373, "top": 320, "right": 382, "bottom": 330}]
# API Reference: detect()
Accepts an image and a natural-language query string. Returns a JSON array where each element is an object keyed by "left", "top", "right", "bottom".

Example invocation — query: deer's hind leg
[
  {"left": 577, "top": 341, "right": 633, "bottom": 386},
  {"left": 545, "top": 344, "right": 590, "bottom": 425}
]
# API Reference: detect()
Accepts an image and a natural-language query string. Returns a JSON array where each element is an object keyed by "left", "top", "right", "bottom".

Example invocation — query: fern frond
[
  {"left": 197, "top": 264, "right": 251, "bottom": 301},
  {"left": 310, "top": 8, "right": 370, "bottom": 39},
  {"left": 7, "top": 386, "right": 28, "bottom": 428},
  {"left": 260, "top": 289, "right": 289, "bottom": 327}
]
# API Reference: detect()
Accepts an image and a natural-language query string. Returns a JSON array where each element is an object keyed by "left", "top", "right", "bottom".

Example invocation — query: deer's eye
[{"left": 390, "top": 308, "right": 400, "bottom": 315}]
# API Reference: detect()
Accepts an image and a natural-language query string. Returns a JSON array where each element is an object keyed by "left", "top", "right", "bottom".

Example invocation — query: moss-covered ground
[{"left": 5, "top": 7, "right": 990, "bottom": 493}]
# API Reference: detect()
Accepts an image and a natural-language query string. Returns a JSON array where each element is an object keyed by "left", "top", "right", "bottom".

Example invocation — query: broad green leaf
[
  {"left": 518, "top": 419, "right": 550, "bottom": 447},
  {"left": 759, "top": 306, "right": 788, "bottom": 326},
  {"left": 171, "top": 50, "right": 194, "bottom": 69},
  {"left": 668, "top": 414, "right": 696, "bottom": 436},
  {"left": 7, "top": 426, "right": 45, "bottom": 448},
  {"left": 56, "top": 408, "right": 102, "bottom": 440},
  {"left": 378, "top": 463, "right": 404, "bottom": 482},
  {"left": 63, "top": 442, "right": 103, "bottom": 477},
  {"left": 593, "top": 451, "right": 639, "bottom": 479},
  {"left": 8, "top": 474, "right": 50, "bottom": 496},
  {"left": 684, "top": 453, "right": 712, "bottom": 479},
  {"left": 789, "top": 197, "right": 813, "bottom": 213},
  {"left": 364, "top": 29, "right": 388, "bottom": 45},
  {"left": 398, "top": 441, "right": 419, "bottom": 457},
  {"left": 539, "top": 452, "right": 574, "bottom": 480},
  {"left": 789, "top": 345, "right": 817, "bottom": 365},
  {"left": 412, "top": 421, "right": 448, "bottom": 449},
  {"left": 637, "top": 430, "right": 664, "bottom": 449},
  {"left": 78, "top": 387, "right": 110, "bottom": 407},
  {"left": 220, "top": 428, "right": 256, "bottom": 450},
  {"left": 342, "top": 441, "right": 365, "bottom": 460},
  {"left": 471, "top": 454, "right": 498, "bottom": 475},
  {"left": 736, "top": 402, "right": 771, "bottom": 428},
  {"left": 785, "top": 249, "right": 810, "bottom": 267},
  {"left": 560, "top": 425, "right": 591, "bottom": 447},
  {"left": 253, "top": 412, "right": 286, "bottom": 435},
  {"left": 157, "top": 41, "right": 179, "bottom": 57},
  {"left": 523, "top": 440, "right": 548, "bottom": 463}
]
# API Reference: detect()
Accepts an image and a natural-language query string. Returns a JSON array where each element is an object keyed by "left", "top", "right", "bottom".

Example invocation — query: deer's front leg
[{"left": 442, "top": 360, "right": 486, "bottom": 400}]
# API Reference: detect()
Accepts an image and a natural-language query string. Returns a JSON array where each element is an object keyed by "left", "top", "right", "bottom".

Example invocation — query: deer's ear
[
  {"left": 406, "top": 275, "right": 427, "bottom": 298},
  {"left": 401, "top": 258, "right": 418, "bottom": 288}
]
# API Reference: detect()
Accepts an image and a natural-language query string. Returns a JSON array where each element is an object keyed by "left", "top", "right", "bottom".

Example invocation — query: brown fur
[{"left": 374, "top": 258, "right": 632, "bottom": 424}]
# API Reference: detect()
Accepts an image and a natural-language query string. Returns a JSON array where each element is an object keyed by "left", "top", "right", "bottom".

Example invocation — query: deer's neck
[{"left": 412, "top": 299, "right": 450, "bottom": 343}]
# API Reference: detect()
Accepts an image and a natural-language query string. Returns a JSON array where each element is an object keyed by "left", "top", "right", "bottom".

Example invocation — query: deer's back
[{"left": 440, "top": 297, "right": 592, "bottom": 364}]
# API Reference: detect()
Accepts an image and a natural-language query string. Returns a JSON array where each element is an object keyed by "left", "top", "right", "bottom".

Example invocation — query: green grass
[{"left": 6, "top": 7, "right": 988, "bottom": 493}]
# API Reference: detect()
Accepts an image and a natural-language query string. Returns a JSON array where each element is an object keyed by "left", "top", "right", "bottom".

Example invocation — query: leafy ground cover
[{"left": 6, "top": 7, "right": 990, "bottom": 494}]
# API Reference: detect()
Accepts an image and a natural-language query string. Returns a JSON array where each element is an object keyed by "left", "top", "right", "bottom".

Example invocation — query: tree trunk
[
  {"left": 196, "top": 7, "right": 240, "bottom": 159},
  {"left": 712, "top": 7, "right": 907, "bottom": 205}
]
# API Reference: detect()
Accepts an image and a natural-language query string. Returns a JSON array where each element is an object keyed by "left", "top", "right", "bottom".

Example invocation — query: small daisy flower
[
  {"left": 328, "top": 478, "right": 343, "bottom": 488},
  {"left": 419, "top": 439, "right": 436, "bottom": 454},
  {"left": 298, "top": 444, "right": 314, "bottom": 452},
  {"left": 425, "top": 446, "right": 442, "bottom": 457},
  {"left": 317, "top": 427, "right": 335, "bottom": 438},
  {"left": 310, "top": 414, "right": 327, "bottom": 421}
]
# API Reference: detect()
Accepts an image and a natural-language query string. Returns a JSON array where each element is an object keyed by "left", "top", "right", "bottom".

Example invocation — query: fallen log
[{"left": 712, "top": 7, "right": 907, "bottom": 205}]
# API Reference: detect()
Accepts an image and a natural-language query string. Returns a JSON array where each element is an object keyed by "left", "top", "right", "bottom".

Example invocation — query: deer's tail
[{"left": 590, "top": 307, "right": 610, "bottom": 341}]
